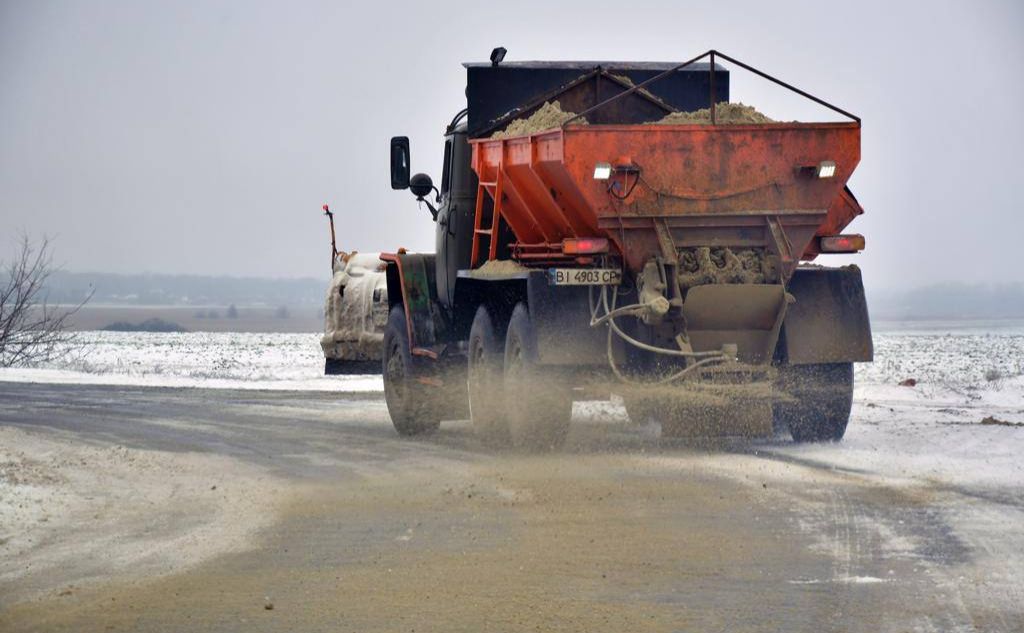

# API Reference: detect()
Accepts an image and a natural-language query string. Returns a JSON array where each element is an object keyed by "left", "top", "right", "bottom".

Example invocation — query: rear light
[
  {"left": 562, "top": 237, "right": 609, "bottom": 255},
  {"left": 819, "top": 234, "right": 865, "bottom": 253}
]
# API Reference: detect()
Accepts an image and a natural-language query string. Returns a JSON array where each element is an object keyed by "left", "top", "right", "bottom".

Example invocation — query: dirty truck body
[
  {"left": 321, "top": 251, "right": 389, "bottom": 375},
  {"left": 382, "top": 50, "right": 872, "bottom": 447}
]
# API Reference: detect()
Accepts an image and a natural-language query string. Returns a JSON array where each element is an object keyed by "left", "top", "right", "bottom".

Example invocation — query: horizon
[
  {"left": 42, "top": 266, "right": 1024, "bottom": 294},
  {"left": 38, "top": 269, "right": 1024, "bottom": 322}
]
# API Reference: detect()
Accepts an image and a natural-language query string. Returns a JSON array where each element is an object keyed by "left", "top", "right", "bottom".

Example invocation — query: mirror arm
[{"left": 417, "top": 196, "right": 439, "bottom": 221}]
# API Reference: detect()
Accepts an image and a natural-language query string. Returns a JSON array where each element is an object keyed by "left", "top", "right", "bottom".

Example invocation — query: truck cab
[{"left": 433, "top": 115, "right": 477, "bottom": 312}]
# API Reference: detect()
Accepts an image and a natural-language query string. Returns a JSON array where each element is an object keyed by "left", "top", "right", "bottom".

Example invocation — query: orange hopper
[
  {"left": 471, "top": 122, "right": 860, "bottom": 277},
  {"left": 468, "top": 51, "right": 863, "bottom": 278}
]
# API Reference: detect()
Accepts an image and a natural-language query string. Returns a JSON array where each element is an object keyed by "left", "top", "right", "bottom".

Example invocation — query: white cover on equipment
[{"left": 320, "top": 252, "right": 388, "bottom": 362}]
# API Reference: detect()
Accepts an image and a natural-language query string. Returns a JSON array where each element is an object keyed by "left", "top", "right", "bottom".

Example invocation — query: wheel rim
[
  {"left": 385, "top": 341, "right": 405, "bottom": 404},
  {"left": 505, "top": 336, "right": 527, "bottom": 431},
  {"left": 469, "top": 337, "right": 485, "bottom": 387},
  {"left": 507, "top": 336, "right": 523, "bottom": 376},
  {"left": 468, "top": 337, "right": 485, "bottom": 418},
  {"left": 506, "top": 337, "right": 524, "bottom": 395}
]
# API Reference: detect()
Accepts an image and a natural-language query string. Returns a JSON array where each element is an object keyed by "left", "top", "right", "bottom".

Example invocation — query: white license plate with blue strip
[{"left": 547, "top": 268, "right": 622, "bottom": 286}]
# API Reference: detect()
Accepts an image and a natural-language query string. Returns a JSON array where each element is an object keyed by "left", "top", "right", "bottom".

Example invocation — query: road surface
[{"left": 0, "top": 382, "right": 1021, "bottom": 632}]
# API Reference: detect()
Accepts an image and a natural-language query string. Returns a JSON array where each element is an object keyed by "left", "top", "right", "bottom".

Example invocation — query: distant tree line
[
  {"left": 872, "top": 282, "right": 1024, "bottom": 320},
  {"left": 102, "top": 318, "right": 186, "bottom": 333},
  {"left": 41, "top": 270, "right": 325, "bottom": 307}
]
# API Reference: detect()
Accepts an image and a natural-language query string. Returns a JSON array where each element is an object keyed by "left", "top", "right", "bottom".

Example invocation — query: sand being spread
[
  {"left": 491, "top": 101, "right": 588, "bottom": 139},
  {"left": 650, "top": 102, "right": 775, "bottom": 125}
]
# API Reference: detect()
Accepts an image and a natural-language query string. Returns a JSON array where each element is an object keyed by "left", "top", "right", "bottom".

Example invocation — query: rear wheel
[
  {"left": 468, "top": 305, "right": 509, "bottom": 445},
  {"left": 774, "top": 362, "right": 853, "bottom": 442},
  {"left": 382, "top": 307, "right": 441, "bottom": 436},
  {"left": 504, "top": 303, "right": 572, "bottom": 449}
]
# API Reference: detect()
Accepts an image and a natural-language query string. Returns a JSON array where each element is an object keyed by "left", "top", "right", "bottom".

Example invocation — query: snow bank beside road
[
  {"left": 822, "top": 394, "right": 1021, "bottom": 488},
  {"left": 0, "top": 426, "right": 288, "bottom": 606},
  {"left": 813, "top": 380, "right": 1024, "bottom": 488}
]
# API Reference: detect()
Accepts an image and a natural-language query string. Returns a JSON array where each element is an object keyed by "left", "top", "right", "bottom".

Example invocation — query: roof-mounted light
[{"left": 816, "top": 160, "right": 837, "bottom": 179}]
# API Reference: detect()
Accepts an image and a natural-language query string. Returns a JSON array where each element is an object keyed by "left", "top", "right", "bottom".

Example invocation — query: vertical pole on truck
[{"left": 323, "top": 203, "right": 337, "bottom": 267}]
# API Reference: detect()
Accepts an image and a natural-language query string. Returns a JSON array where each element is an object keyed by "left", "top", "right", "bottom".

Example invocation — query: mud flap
[
  {"left": 780, "top": 266, "right": 873, "bottom": 365},
  {"left": 526, "top": 272, "right": 608, "bottom": 366},
  {"left": 381, "top": 253, "right": 445, "bottom": 351},
  {"left": 680, "top": 284, "right": 790, "bottom": 364}
]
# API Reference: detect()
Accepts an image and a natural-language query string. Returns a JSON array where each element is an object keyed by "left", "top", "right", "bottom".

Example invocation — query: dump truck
[{"left": 381, "top": 49, "right": 872, "bottom": 447}]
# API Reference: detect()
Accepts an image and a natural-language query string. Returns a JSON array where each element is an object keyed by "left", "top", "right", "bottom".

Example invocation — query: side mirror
[
  {"left": 390, "top": 136, "right": 410, "bottom": 190},
  {"left": 409, "top": 173, "right": 434, "bottom": 199}
]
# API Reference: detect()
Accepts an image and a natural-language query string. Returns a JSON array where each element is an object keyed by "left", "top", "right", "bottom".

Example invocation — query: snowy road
[{"left": 1, "top": 381, "right": 1021, "bottom": 632}]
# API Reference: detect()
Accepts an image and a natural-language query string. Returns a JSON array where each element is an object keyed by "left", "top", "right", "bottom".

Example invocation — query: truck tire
[
  {"left": 774, "top": 362, "right": 853, "bottom": 442},
  {"left": 382, "top": 306, "right": 441, "bottom": 436},
  {"left": 503, "top": 303, "right": 572, "bottom": 449},
  {"left": 468, "top": 305, "right": 510, "bottom": 445}
]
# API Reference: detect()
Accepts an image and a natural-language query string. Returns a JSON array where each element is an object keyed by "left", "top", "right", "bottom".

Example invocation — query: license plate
[{"left": 548, "top": 268, "right": 622, "bottom": 286}]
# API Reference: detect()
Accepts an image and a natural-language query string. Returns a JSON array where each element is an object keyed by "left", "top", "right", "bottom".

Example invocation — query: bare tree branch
[{"left": 0, "top": 235, "right": 92, "bottom": 368}]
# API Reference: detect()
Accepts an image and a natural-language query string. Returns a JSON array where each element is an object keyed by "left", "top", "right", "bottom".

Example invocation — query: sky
[{"left": 1, "top": 0, "right": 1023, "bottom": 292}]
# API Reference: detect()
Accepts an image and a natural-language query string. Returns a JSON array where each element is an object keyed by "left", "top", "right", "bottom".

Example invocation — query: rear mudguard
[
  {"left": 778, "top": 265, "right": 873, "bottom": 365},
  {"left": 380, "top": 253, "right": 447, "bottom": 357},
  {"left": 526, "top": 272, "right": 607, "bottom": 366}
]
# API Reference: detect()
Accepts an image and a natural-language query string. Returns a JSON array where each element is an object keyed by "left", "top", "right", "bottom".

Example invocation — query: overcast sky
[{"left": 2, "top": 0, "right": 1022, "bottom": 291}]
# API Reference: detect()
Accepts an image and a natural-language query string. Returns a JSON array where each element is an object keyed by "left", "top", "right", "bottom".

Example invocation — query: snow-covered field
[
  {"left": 1, "top": 320, "right": 1022, "bottom": 405},
  {"left": 0, "top": 331, "right": 381, "bottom": 392}
]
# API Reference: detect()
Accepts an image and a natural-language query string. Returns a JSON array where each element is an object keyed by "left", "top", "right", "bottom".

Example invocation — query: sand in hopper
[
  {"left": 491, "top": 101, "right": 588, "bottom": 139},
  {"left": 651, "top": 102, "right": 775, "bottom": 125},
  {"left": 609, "top": 74, "right": 661, "bottom": 102}
]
